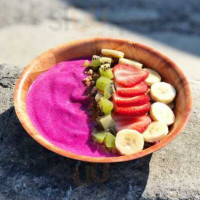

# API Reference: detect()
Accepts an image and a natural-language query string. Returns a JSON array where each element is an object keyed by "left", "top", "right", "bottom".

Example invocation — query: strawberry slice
[
  {"left": 113, "top": 114, "right": 151, "bottom": 133},
  {"left": 113, "top": 93, "right": 150, "bottom": 106},
  {"left": 116, "top": 82, "right": 148, "bottom": 97},
  {"left": 114, "top": 102, "right": 150, "bottom": 116},
  {"left": 113, "top": 64, "right": 149, "bottom": 87}
]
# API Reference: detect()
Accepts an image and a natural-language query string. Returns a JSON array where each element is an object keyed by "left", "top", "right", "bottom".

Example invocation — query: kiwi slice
[
  {"left": 104, "top": 83, "right": 115, "bottom": 99},
  {"left": 100, "top": 63, "right": 111, "bottom": 71},
  {"left": 98, "top": 97, "right": 113, "bottom": 115},
  {"left": 104, "top": 132, "right": 116, "bottom": 148},
  {"left": 96, "top": 76, "right": 112, "bottom": 91},
  {"left": 92, "top": 131, "right": 107, "bottom": 143},
  {"left": 99, "top": 68, "right": 114, "bottom": 80},
  {"left": 98, "top": 115, "right": 116, "bottom": 132},
  {"left": 100, "top": 57, "right": 112, "bottom": 64},
  {"left": 91, "top": 55, "right": 101, "bottom": 67}
]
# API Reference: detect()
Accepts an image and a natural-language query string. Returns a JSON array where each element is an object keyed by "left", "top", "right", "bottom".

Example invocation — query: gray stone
[
  {"left": 0, "top": 64, "right": 22, "bottom": 113},
  {"left": 0, "top": 64, "right": 200, "bottom": 199},
  {"left": 142, "top": 81, "right": 200, "bottom": 199}
]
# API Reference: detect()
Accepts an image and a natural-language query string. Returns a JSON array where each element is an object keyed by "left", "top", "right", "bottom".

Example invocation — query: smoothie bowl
[{"left": 14, "top": 38, "right": 192, "bottom": 163}]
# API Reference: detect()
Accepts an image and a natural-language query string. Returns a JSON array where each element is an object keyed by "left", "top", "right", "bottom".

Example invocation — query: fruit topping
[
  {"left": 114, "top": 102, "right": 150, "bottom": 116},
  {"left": 113, "top": 64, "right": 149, "bottom": 87},
  {"left": 100, "top": 57, "right": 113, "bottom": 64},
  {"left": 115, "top": 82, "right": 148, "bottom": 97},
  {"left": 104, "top": 132, "right": 116, "bottom": 148},
  {"left": 113, "top": 114, "right": 151, "bottom": 133},
  {"left": 98, "top": 114, "right": 116, "bottom": 132},
  {"left": 113, "top": 93, "right": 150, "bottom": 106},
  {"left": 96, "top": 76, "right": 112, "bottom": 91},
  {"left": 91, "top": 55, "right": 101, "bottom": 67},
  {"left": 82, "top": 48, "right": 177, "bottom": 156},
  {"left": 119, "top": 58, "right": 143, "bottom": 69},
  {"left": 101, "top": 49, "right": 124, "bottom": 58},
  {"left": 115, "top": 129, "right": 144, "bottom": 155},
  {"left": 104, "top": 82, "right": 115, "bottom": 99},
  {"left": 143, "top": 68, "right": 161, "bottom": 86},
  {"left": 100, "top": 63, "right": 111, "bottom": 71},
  {"left": 150, "top": 82, "right": 176, "bottom": 104},
  {"left": 150, "top": 102, "right": 175, "bottom": 125},
  {"left": 92, "top": 131, "right": 107, "bottom": 143},
  {"left": 143, "top": 121, "right": 169, "bottom": 143},
  {"left": 99, "top": 65, "right": 114, "bottom": 79},
  {"left": 98, "top": 97, "right": 114, "bottom": 115}
]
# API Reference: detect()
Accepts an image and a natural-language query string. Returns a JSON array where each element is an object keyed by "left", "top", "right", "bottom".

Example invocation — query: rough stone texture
[
  {"left": 0, "top": 64, "right": 200, "bottom": 199},
  {"left": 0, "top": 64, "right": 22, "bottom": 113}
]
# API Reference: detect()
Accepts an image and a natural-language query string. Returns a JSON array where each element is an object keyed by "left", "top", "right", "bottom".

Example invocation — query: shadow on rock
[{"left": 0, "top": 107, "right": 151, "bottom": 200}]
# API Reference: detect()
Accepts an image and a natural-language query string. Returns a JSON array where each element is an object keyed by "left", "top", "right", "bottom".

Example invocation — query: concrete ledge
[{"left": 0, "top": 64, "right": 199, "bottom": 200}]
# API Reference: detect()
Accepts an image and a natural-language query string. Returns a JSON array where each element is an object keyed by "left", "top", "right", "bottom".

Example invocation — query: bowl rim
[{"left": 14, "top": 37, "right": 192, "bottom": 163}]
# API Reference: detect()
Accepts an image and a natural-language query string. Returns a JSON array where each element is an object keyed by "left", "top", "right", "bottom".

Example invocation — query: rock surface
[{"left": 0, "top": 63, "right": 200, "bottom": 200}]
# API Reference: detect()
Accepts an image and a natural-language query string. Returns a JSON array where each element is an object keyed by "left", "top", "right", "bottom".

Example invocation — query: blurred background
[{"left": 0, "top": 0, "right": 200, "bottom": 78}]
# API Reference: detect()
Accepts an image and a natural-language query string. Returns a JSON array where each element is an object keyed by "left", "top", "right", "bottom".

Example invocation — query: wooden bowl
[{"left": 14, "top": 38, "right": 192, "bottom": 163}]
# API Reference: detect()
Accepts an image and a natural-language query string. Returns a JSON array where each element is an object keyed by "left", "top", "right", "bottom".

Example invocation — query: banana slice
[
  {"left": 150, "top": 102, "right": 175, "bottom": 125},
  {"left": 115, "top": 129, "right": 144, "bottom": 155},
  {"left": 101, "top": 49, "right": 124, "bottom": 58},
  {"left": 143, "top": 121, "right": 169, "bottom": 143},
  {"left": 143, "top": 68, "right": 161, "bottom": 86},
  {"left": 119, "top": 58, "right": 143, "bottom": 69},
  {"left": 150, "top": 82, "right": 176, "bottom": 104}
]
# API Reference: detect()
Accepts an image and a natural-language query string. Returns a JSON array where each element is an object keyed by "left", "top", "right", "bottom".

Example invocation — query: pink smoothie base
[{"left": 26, "top": 59, "right": 114, "bottom": 157}]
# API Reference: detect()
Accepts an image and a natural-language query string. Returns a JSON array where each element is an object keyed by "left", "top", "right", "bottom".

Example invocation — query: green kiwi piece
[
  {"left": 100, "top": 57, "right": 112, "bottom": 64},
  {"left": 100, "top": 63, "right": 111, "bottom": 71},
  {"left": 99, "top": 67, "right": 114, "bottom": 79},
  {"left": 104, "top": 132, "right": 116, "bottom": 148},
  {"left": 96, "top": 76, "right": 112, "bottom": 91},
  {"left": 92, "top": 130, "right": 108, "bottom": 143},
  {"left": 98, "top": 97, "right": 114, "bottom": 115},
  {"left": 98, "top": 115, "right": 116, "bottom": 132},
  {"left": 104, "top": 83, "right": 115, "bottom": 99},
  {"left": 91, "top": 55, "right": 101, "bottom": 67}
]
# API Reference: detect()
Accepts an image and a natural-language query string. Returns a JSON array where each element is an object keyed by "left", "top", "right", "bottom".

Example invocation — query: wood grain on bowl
[{"left": 14, "top": 38, "right": 192, "bottom": 163}]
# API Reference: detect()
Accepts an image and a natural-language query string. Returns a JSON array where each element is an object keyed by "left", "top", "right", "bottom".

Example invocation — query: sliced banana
[
  {"left": 115, "top": 129, "right": 144, "bottom": 155},
  {"left": 101, "top": 49, "right": 124, "bottom": 58},
  {"left": 150, "top": 82, "right": 176, "bottom": 104},
  {"left": 143, "top": 68, "right": 161, "bottom": 86},
  {"left": 119, "top": 58, "right": 143, "bottom": 69},
  {"left": 143, "top": 121, "right": 169, "bottom": 143},
  {"left": 150, "top": 102, "right": 175, "bottom": 125}
]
